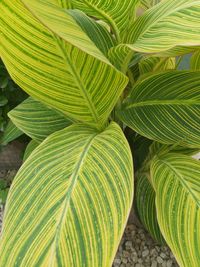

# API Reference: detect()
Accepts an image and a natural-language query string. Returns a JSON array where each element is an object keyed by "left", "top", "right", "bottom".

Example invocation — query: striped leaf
[
  {"left": 71, "top": 0, "right": 140, "bottom": 41},
  {"left": 0, "top": 120, "right": 23, "bottom": 145},
  {"left": 140, "top": 0, "right": 163, "bottom": 10},
  {"left": 68, "top": 10, "right": 116, "bottom": 56},
  {"left": 118, "top": 71, "right": 200, "bottom": 148},
  {"left": 191, "top": 50, "right": 200, "bottom": 70},
  {"left": 0, "top": 122, "right": 133, "bottom": 266},
  {"left": 9, "top": 97, "right": 71, "bottom": 142},
  {"left": 136, "top": 173, "right": 164, "bottom": 244},
  {"left": 21, "top": 0, "right": 108, "bottom": 63},
  {"left": 151, "top": 154, "right": 200, "bottom": 267},
  {"left": 127, "top": 0, "right": 200, "bottom": 53},
  {"left": 139, "top": 57, "right": 175, "bottom": 75},
  {"left": 23, "top": 139, "right": 40, "bottom": 161},
  {"left": 0, "top": 0, "right": 128, "bottom": 129}
]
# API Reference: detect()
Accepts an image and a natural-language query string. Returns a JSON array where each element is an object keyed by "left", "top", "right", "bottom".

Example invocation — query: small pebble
[
  {"left": 157, "top": 256, "right": 164, "bottom": 264},
  {"left": 142, "top": 249, "right": 150, "bottom": 257}
]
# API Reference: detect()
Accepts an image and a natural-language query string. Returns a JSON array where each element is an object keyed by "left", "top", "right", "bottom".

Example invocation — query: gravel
[
  {"left": 0, "top": 205, "right": 179, "bottom": 267},
  {"left": 113, "top": 221, "right": 179, "bottom": 267}
]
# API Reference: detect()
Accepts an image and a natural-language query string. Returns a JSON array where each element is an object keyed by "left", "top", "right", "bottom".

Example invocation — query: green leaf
[
  {"left": 127, "top": 0, "right": 200, "bottom": 53},
  {"left": 139, "top": 57, "right": 175, "bottom": 75},
  {"left": 0, "top": 120, "right": 23, "bottom": 145},
  {"left": 151, "top": 154, "right": 200, "bottom": 267},
  {"left": 140, "top": 0, "right": 163, "bottom": 10},
  {"left": 191, "top": 50, "right": 200, "bottom": 70},
  {"left": 0, "top": 122, "right": 133, "bottom": 266},
  {"left": 9, "top": 97, "right": 72, "bottom": 142},
  {"left": 0, "top": 188, "right": 9, "bottom": 205},
  {"left": 1, "top": 0, "right": 128, "bottom": 129},
  {"left": 71, "top": 0, "right": 140, "bottom": 41},
  {"left": 118, "top": 71, "right": 200, "bottom": 148},
  {"left": 68, "top": 10, "right": 116, "bottom": 56},
  {"left": 23, "top": 139, "right": 40, "bottom": 161},
  {"left": 0, "top": 180, "right": 7, "bottom": 190},
  {"left": 136, "top": 173, "right": 164, "bottom": 244},
  {"left": 21, "top": 0, "right": 108, "bottom": 63},
  {"left": 0, "top": 95, "right": 8, "bottom": 107}
]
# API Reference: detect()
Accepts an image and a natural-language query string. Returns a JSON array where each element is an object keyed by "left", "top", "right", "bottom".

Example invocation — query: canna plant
[{"left": 0, "top": 0, "right": 200, "bottom": 266}]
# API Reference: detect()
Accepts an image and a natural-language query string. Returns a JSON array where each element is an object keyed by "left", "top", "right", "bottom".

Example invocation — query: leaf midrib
[
  {"left": 125, "top": 99, "right": 200, "bottom": 109},
  {"left": 159, "top": 159, "right": 200, "bottom": 207},
  {"left": 56, "top": 37, "right": 100, "bottom": 126},
  {"left": 49, "top": 132, "right": 98, "bottom": 265}
]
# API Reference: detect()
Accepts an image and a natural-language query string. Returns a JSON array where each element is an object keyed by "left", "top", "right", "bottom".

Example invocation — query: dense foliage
[{"left": 0, "top": 0, "right": 200, "bottom": 266}]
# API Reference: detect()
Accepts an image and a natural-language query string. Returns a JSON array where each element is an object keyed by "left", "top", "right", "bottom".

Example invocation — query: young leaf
[
  {"left": 0, "top": 122, "right": 133, "bottom": 266},
  {"left": 118, "top": 71, "right": 200, "bottom": 148},
  {"left": 0, "top": 0, "right": 128, "bottom": 129},
  {"left": 151, "top": 154, "right": 200, "bottom": 267},
  {"left": 127, "top": 0, "right": 200, "bottom": 53},
  {"left": 9, "top": 97, "right": 72, "bottom": 142}
]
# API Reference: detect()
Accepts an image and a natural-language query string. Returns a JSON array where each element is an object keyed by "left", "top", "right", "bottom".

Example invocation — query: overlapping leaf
[
  {"left": 191, "top": 50, "right": 200, "bottom": 70},
  {"left": 119, "top": 71, "right": 200, "bottom": 148},
  {"left": 139, "top": 57, "right": 175, "bottom": 75},
  {"left": 151, "top": 154, "right": 200, "bottom": 267},
  {"left": 0, "top": 0, "right": 128, "bottom": 129},
  {"left": 136, "top": 173, "right": 164, "bottom": 243},
  {"left": 0, "top": 121, "right": 23, "bottom": 145},
  {"left": 9, "top": 97, "right": 71, "bottom": 142},
  {"left": 0, "top": 122, "right": 133, "bottom": 267},
  {"left": 23, "top": 139, "right": 40, "bottom": 161},
  {"left": 71, "top": 0, "right": 140, "bottom": 41},
  {"left": 127, "top": 0, "right": 200, "bottom": 53}
]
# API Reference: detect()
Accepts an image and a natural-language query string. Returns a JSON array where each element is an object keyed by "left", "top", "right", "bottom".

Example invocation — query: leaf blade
[
  {"left": 151, "top": 154, "right": 200, "bottom": 267},
  {"left": 0, "top": 122, "right": 133, "bottom": 267}
]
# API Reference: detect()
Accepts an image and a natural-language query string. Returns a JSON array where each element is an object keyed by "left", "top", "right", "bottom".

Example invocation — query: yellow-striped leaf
[
  {"left": 151, "top": 154, "right": 200, "bottom": 267},
  {"left": 0, "top": 122, "right": 133, "bottom": 267},
  {"left": 140, "top": 0, "right": 163, "bottom": 10},
  {"left": 9, "top": 97, "right": 72, "bottom": 142},
  {"left": 136, "top": 173, "right": 164, "bottom": 244},
  {"left": 71, "top": 0, "right": 140, "bottom": 41},
  {"left": 21, "top": 0, "right": 108, "bottom": 63},
  {"left": 68, "top": 10, "right": 116, "bottom": 56},
  {"left": 118, "top": 71, "right": 200, "bottom": 148},
  {"left": 127, "top": 0, "right": 200, "bottom": 53},
  {"left": 191, "top": 50, "right": 200, "bottom": 70},
  {"left": 139, "top": 57, "right": 175, "bottom": 75},
  {"left": 0, "top": 0, "right": 128, "bottom": 129}
]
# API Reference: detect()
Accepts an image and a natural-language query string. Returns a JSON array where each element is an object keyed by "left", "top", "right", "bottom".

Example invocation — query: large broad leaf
[
  {"left": 136, "top": 173, "right": 164, "bottom": 244},
  {"left": 151, "top": 154, "right": 200, "bottom": 267},
  {"left": 126, "top": 0, "right": 200, "bottom": 53},
  {"left": 0, "top": 0, "right": 128, "bottom": 129},
  {"left": 0, "top": 122, "right": 133, "bottom": 266},
  {"left": 71, "top": 0, "right": 140, "bottom": 41},
  {"left": 9, "top": 97, "right": 71, "bottom": 142},
  {"left": 118, "top": 71, "right": 200, "bottom": 148}
]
